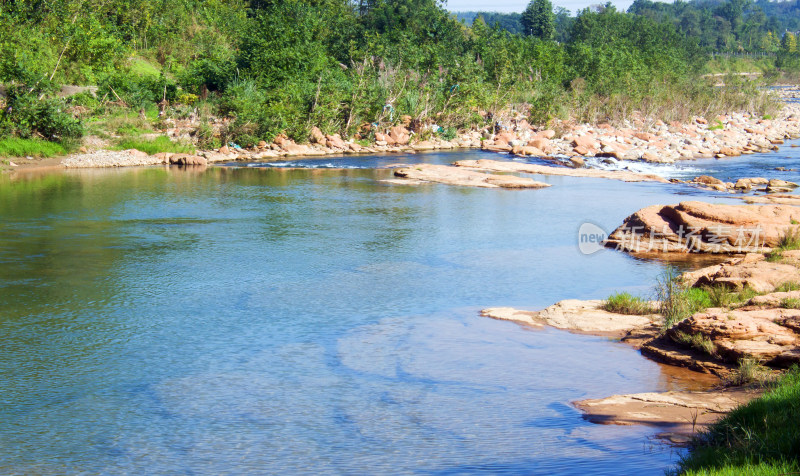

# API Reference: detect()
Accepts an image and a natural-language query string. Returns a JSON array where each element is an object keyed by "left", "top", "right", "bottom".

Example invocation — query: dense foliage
[{"left": 0, "top": 0, "right": 791, "bottom": 148}]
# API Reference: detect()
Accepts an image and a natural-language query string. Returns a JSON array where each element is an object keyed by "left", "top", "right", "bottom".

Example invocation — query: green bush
[{"left": 0, "top": 84, "right": 83, "bottom": 142}]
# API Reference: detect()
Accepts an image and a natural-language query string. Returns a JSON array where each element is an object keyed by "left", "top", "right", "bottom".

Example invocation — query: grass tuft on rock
[
  {"left": 703, "top": 285, "right": 757, "bottom": 308},
  {"left": 603, "top": 292, "right": 656, "bottom": 315},
  {"left": 765, "top": 229, "right": 800, "bottom": 263},
  {"left": 677, "top": 366, "right": 800, "bottom": 475},
  {"left": 657, "top": 267, "right": 712, "bottom": 329},
  {"left": 781, "top": 298, "right": 800, "bottom": 310},
  {"left": 672, "top": 331, "right": 717, "bottom": 356},
  {"left": 724, "top": 357, "right": 775, "bottom": 387},
  {"left": 775, "top": 282, "right": 800, "bottom": 293}
]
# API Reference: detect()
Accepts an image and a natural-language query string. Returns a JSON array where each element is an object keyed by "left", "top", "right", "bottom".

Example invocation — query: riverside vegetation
[
  {"left": 599, "top": 230, "right": 800, "bottom": 475},
  {"left": 1, "top": 0, "right": 799, "bottom": 160}
]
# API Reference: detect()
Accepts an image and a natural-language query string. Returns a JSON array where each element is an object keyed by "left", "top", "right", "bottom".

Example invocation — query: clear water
[{"left": 0, "top": 147, "right": 794, "bottom": 474}]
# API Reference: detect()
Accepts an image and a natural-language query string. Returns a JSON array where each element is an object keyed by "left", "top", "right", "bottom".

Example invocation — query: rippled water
[{"left": 0, "top": 147, "right": 796, "bottom": 474}]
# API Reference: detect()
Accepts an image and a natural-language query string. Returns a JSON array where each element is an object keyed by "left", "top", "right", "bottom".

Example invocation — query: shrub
[{"left": 0, "top": 84, "right": 83, "bottom": 142}]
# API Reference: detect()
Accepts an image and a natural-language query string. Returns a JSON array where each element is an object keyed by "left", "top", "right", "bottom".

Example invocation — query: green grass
[
  {"left": 0, "top": 137, "right": 69, "bottom": 158},
  {"left": 603, "top": 292, "right": 656, "bottom": 315},
  {"left": 114, "top": 136, "right": 195, "bottom": 155},
  {"left": 724, "top": 357, "right": 775, "bottom": 387},
  {"left": 765, "top": 229, "right": 800, "bottom": 263},
  {"left": 775, "top": 282, "right": 800, "bottom": 293},
  {"left": 657, "top": 267, "right": 713, "bottom": 329},
  {"left": 781, "top": 298, "right": 800, "bottom": 309},
  {"left": 703, "top": 285, "right": 758, "bottom": 308},
  {"left": 128, "top": 56, "right": 162, "bottom": 78},
  {"left": 676, "top": 366, "right": 800, "bottom": 475},
  {"left": 672, "top": 331, "right": 717, "bottom": 356}
]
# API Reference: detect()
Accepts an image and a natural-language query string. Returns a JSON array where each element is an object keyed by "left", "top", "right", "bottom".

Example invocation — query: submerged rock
[
  {"left": 454, "top": 159, "right": 668, "bottom": 183},
  {"left": 482, "top": 299, "right": 658, "bottom": 336},
  {"left": 392, "top": 163, "right": 550, "bottom": 189},
  {"left": 574, "top": 387, "right": 758, "bottom": 442}
]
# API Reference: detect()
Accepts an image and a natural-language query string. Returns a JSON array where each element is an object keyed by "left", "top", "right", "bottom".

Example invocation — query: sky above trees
[{"left": 446, "top": 0, "right": 651, "bottom": 13}]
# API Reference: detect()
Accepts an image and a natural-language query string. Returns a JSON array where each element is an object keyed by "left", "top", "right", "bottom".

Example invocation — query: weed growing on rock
[
  {"left": 603, "top": 292, "right": 656, "bottom": 315},
  {"left": 657, "top": 267, "right": 712, "bottom": 330},
  {"left": 672, "top": 331, "right": 718, "bottom": 356},
  {"left": 766, "top": 229, "right": 800, "bottom": 263},
  {"left": 775, "top": 282, "right": 800, "bottom": 292},
  {"left": 704, "top": 285, "right": 757, "bottom": 308},
  {"left": 781, "top": 298, "right": 800, "bottom": 309},
  {"left": 725, "top": 357, "right": 775, "bottom": 387}
]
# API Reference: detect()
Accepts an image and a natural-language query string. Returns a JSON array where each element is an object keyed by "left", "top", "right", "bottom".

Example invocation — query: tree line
[{"left": 0, "top": 0, "right": 784, "bottom": 148}]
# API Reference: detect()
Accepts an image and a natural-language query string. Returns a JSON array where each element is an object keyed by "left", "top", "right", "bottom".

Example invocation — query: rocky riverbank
[
  {"left": 5, "top": 92, "right": 800, "bottom": 176},
  {"left": 482, "top": 198, "right": 800, "bottom": 442}
]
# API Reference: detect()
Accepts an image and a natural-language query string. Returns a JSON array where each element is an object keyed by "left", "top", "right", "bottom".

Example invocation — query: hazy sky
[{"left": 445, "top": 0, "right": 642, "bottom": 14}]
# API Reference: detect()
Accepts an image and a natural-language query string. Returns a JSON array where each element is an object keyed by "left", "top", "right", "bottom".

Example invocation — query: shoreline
[
  {"left": 4, "top": 94, "right": 800, "bottom": 178},
  {"left": 4, "top": 94, "right": 799, "bottom": 459}
]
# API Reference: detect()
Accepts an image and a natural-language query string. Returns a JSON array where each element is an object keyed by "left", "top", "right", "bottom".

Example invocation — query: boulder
[
  {"left": 572, "top": 135, "right": 599, "bottom": 150},
  {"left": 325, "top": 134, "right": 347, "bottom": 149},
  {"left": 494, "top": 131, "right": 516, "bottom": 146},
  {"left": 681, "top": 254, "right": 800, "bottom": 293},
  {"left": 169, "top": 154, "right": 207, "bottom": 166},
  {"left": 527, "top": 137, "right": 551, "bottom": 152},
  {"left": 512, "top": 145, "right": 544, "bottom": 156},
  {"left": 673, "top": 308, "right": 800, "bottom": 366},
  {"left": 411, "top": 140, "right": 435, "bottom": 151},
  {"left": 389, "top": 126, "right": 411, "bottom": 145},
  {"left": 605, "top": 202, "right": 800, "bottom": 254},
  {"left": 693, "top": 175, "right": 725, "bottom": 186},
  {"left": 537, "top": 129, "right": 556, "bottom": 139},
  {"left": 309, "top": 127, "right": 326, "bottom": 144}
]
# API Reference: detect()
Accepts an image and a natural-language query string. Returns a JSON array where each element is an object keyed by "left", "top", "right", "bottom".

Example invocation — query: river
[{"left": 1, "top": 147, "right": 798, "bottom": 474}]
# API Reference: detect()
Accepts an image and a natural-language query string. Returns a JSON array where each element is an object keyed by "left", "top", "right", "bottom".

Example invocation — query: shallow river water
[{"left": 1, "top": 147, "right": 798, "bottom": 474}]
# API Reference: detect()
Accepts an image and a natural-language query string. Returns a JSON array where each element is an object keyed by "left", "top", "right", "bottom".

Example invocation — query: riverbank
[
  {"left": 4, "top": 92, "right": 800, "bottom": 177},
  {"left": 481, "top": 199, "right": 800, "bottom": 461}
]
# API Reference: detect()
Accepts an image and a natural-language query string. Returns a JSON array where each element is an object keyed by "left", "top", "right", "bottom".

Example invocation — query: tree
[
  {"left": 521, "top": 0, "right": 555, "bottom": 40},
  {"left": 781, "top": 31, "right": 798, "bottom": 53}
]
